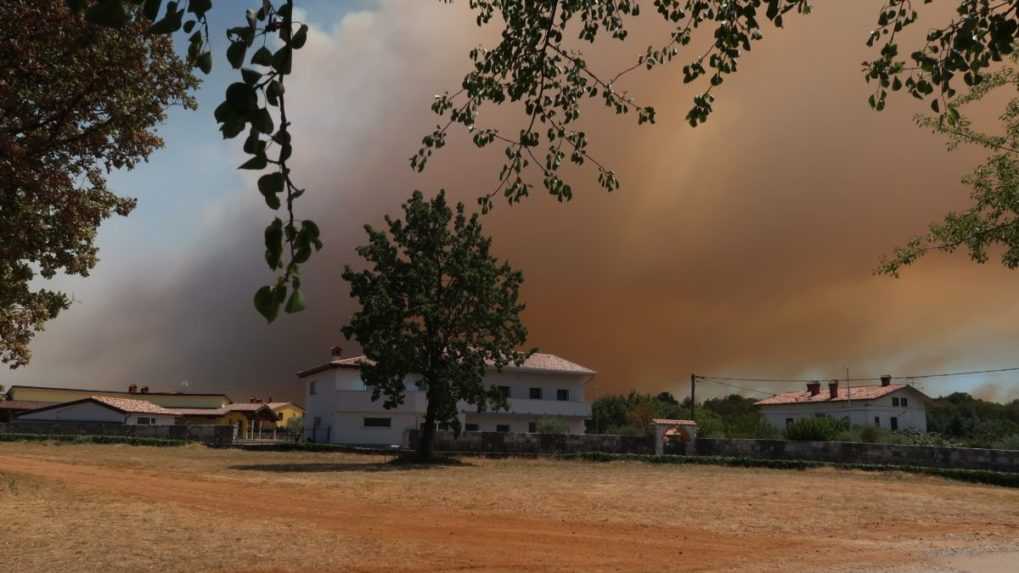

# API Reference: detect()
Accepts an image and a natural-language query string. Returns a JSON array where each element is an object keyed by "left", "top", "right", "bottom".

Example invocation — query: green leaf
[
  {"left": 241, "top": 68, "right": 262, "bottom": 85},
  {"left": 238, "top": 155, "right": 267, "bottom": 170},
  {"left": 254, "top": 286, "right": 280, "bottom": 323},
  {"left": 183, "top": 19, "right": 196, "bottom": 33},
  {"left": 225, "top": 82, "right": 257, "bottom": 114},
  {"left": 258, "top": 172, "right": 285, "bottom": 195},
  {"left": 86, "top": 0, "right": 130, "bottom": 28},
  {"left": 188, "top": 0, "right": 212, "bottom": 16},
  {"left": 264, "top": 219, "right": 284, "bottom": 268},
  {"left": 147, "top": 3, "right": 182, "bottom": 34},
  {"left": 253, "top": 108, "right": 274, "bottom": 134},
  {"left": 266, "top": 80, "right": 283, "bottom": 106},
  {"left": 66, "top": 0, "right": 86, "bottom": 13},
  {"left": 196, "top": 51, "right": 213, "bottom": 74},
  {"left": 291, "top": 24, "right": 309, "bottom": 49},
  {"left": 142, "top": 0, "right": 162, "bottom": 21},
  {"left": 226, "top": 42, "right": 247, "bottom": 70},
  {"left": 272, "top": 46, "right": 293, "bottom": 75},
  {"left": 220, "top": 118, "right": 245, "bottom": 139},
  {"left": 251, "top": 46, "right": 273, "bottom": 67},
  {"left": 285, "top": 289, "right": 306, "bottom": 314}
]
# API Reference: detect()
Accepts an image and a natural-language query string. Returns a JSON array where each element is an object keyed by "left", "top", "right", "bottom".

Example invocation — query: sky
[{"left": 5, "top": 1, "right": 1019, "bottom": 405}]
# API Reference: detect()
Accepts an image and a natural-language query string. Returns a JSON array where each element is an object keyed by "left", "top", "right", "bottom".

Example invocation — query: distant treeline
[{"left": 589, "top": 391, "right": 1019, "bottom": 449}]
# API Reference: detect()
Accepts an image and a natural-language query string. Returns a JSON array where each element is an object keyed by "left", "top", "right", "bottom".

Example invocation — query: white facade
[
  {"left": 760, "top": 387, "right": 929, "bottom": 433},
  {"left": 300, "top": 356, "right": 594, "bottom": 445},
  {"left": 17, "top": 401, "right": 176, "bottom": 426}
]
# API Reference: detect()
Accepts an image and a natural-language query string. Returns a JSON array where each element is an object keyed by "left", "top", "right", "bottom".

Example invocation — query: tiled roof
[
  {"left": 652, "top": 418, "right": 698, "bottom": 426},
  {"left": 755, "top": 384, "right": 920, "bottom": 406},
  {"left": 89, "top": 396, "right": 177, "bottom": 415},
  {"left": 299, "top": 353, "right": 595, "bottom": 377},
  {"left": 0, "top": 400, "right": 51, "bottom": 411},
  {"left": 171, "top": 407, "right": 229, "bottom": 416}
]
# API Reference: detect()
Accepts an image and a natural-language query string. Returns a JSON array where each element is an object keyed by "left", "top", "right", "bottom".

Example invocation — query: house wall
[
  {"left": 273, "top": 404, "right": 303, "bottom": 428},
  {"left": 302, "top": 367, "right": 592, "bottom": 445},
  {"left": 761, "top": 389, "right": 928, "bottom": 433},
  {"left": 125, "top": 414, "right": 176, "bottom": 426},
  {"left": 6, "top": 387, "right": 228, "bottom": 409}
]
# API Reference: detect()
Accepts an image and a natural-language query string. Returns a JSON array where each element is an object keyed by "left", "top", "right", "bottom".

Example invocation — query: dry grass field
[{"left": 1, "top": 442, "right": 1017, "bottom": 572}]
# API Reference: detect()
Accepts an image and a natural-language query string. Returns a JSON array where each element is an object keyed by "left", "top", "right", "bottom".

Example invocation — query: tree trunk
[{"left": 418, "top": 389, "right": 438, "bottom": 461}]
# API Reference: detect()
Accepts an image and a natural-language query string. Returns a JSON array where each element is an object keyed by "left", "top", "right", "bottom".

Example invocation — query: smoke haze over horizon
[{"left": 5, "top": 1, "right": 1019, "bottom": 405}]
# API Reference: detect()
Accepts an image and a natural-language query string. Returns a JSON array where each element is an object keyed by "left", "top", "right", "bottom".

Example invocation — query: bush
[
  {"left": 535, "top": 417, "right": 569, "bottom": 434},
  {"left": 0, "top": 433, "right": 184, "bottom": 447},
  {"left": 992, "top": 434, "right": 1019, "bottom": 451},
  {"left": 784, "top": 417, "right": 847, "bottom": 441}
]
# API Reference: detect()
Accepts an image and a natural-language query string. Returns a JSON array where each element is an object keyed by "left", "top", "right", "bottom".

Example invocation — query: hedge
[
  {"left": 557, "top": 452, "right": 1019, "bottom": 488},
  {"left": 0, "top": 433, "right": 185, "bottom": 447}
]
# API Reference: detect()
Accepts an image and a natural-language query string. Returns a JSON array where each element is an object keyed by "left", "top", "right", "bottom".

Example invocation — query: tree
[
  {"left": 879, "top": 54, "right": 1019, "bottom": 276},
  {"left": 0, "top": 0, "right": 198, "bottom": 368},
  {"left": 341, "top": 191, "right": 531, "bottom": 460}
]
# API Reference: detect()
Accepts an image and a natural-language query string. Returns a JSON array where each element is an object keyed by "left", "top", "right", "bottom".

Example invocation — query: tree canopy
[
  {"left": 341, "top": 190, "right": 531, "bottom": 459},
  {"left": 0, "top": 0, "right": 198, "bottom": 368}
]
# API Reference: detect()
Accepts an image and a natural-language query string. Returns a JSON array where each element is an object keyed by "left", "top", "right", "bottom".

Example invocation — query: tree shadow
[{"left": 229, "top": 456, "right": 472, "bottom": 474}]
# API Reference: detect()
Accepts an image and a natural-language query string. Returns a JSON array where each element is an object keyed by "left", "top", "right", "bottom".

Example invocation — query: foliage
[
  {"left": 341, "top": 190, "right": 531, "bottom": 459},
  {"left": 590, "top": 392, "right": 774, "bottom": 438},
  {"left": 879, "top": 53, "right": 1019, "bottom": 275},
  {"left": 992, "top": 434, "right": 1019, "bottom": 450},
  {"left": 0, "top": 0, "right": 198, "bottom": 368},
  {"left": 926, "top": 392, "right": 1019, "bottom": 448},
  {"left": 0, "top": 433, "right": 185, "bottom": 447},
  {"left": 784, "top": 417, "right": 848, "bottom": 441},
  {"left": 535, "top": 417, "right": 570, "bottom": 434},
  {"left": 59, "top": 1, "right": 1015, "bottom": 325}
]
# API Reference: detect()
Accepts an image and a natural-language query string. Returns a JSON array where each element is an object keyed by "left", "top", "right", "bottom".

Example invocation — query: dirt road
[{"left": 1, "top": 445, "right": 1016, "bottom": 572}]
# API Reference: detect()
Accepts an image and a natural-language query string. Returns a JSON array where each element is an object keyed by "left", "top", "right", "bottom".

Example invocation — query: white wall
[
  {"left": 301, "top": 366, "right": 593, "bottom": 445},
  {"left": 761, "top": 389, "right": 928, "bottom": 433}
]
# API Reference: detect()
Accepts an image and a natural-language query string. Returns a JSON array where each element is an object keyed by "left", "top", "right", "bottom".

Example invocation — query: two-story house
[
  {"left": 297, "top": 351, "right": 595, "bottom": 445},
  {"left": 756, "top": 375, "right": 931, "bottom": 432}
]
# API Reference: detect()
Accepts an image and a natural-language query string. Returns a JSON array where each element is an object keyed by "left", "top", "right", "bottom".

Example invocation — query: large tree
[
  {"left": 341, "top": 191, "right": 531, "bottom": 460},
  {"left": 0, "top": 0, "right": 198, "bottom": 368}
]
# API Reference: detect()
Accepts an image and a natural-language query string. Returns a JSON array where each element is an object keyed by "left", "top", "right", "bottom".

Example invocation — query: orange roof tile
[
  {"left": 299, "top": 352, "right": 595, "bottom": 378},
  {"left": 89, "top": 396, "right": 177, "bottom": 415},
  {"left": 755, "top": 384, "right": 926, "bottom": 406}
]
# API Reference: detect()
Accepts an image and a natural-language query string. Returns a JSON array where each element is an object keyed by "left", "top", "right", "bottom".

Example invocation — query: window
[
  {"left": 529, "top": 387, "right": 543, "bottom": 400},
  {"left": 814, "top": 413, "right": 826, "bottom": 418},
  {"left": 313, "top": 416, "right": 321, "bottom": 428},
  {"left": 874, "top": 416, "right": 881, "bottom": 427},
  {"left": 785, "top": 418, "right": 794, "bottom": 428},
  {"left": 363, "top": 417, "right": 391, "bottom": 428},
  {"left": 901, "top": 398, "right": 908, "bottom": 407},
  {"left": 309, "top": 380, "right": 317, "bottom": 395},
  {"left": 497, "top": 386, "right": 511, "bottom": 399},
  {"left": 556, "top": 389, "right": 569, "bottom": 401},
  {"left": 528, "top": 422, "right": 537, "bottom": 433},
  {"left": 890, "top": 417, "right": 899, "bottom": 431},
  {"left": 496, "top": 424, "right": 510, "bottom": 433},
  {"left": 892, "top": 397, "right": 900, "bottom": 407},
  {"left": 136, "top": 417, "right": 153, "bottom": 425},
  {"left": 465, "top": 423, "right": 479, "bottom": 432}
]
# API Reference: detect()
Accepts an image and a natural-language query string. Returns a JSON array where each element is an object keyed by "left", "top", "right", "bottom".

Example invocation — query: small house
[
  {"left": 16, "top": 396, "right": 177, "bottom": 425},
  {"left": 756, "top": 376, "right": 931, "bottom": 433}
]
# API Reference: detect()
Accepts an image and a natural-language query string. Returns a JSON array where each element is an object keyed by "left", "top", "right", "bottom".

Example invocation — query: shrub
[
  {"left": 784, "top": 417, "right": 847, "bottom": 441},
  {"left": 992, "top": 434, "right": 1019, "bottom": 451},
  {"left": 535, "top": 417, "right": 569, "bottom": 434}
]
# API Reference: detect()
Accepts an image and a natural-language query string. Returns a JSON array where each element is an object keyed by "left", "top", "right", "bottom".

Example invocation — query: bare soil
[{"left": 0, "top": 443, "right": 1016, "bottom": 572}]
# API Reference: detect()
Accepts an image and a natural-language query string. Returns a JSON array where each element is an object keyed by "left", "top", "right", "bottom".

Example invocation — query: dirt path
[{"left": 0, "top": 453, "right": 912, "bottom": 572}]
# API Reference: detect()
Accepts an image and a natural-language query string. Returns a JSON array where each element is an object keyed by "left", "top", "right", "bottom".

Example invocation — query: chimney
[
  {"left": 828, "top": 380, "right": 839, "bottom": 399},
  {"left": 806, "top": 381, "right": 821, "bottom": 396},
  {"left": 267, "top": 396, "right": 272, "bottom": 403},
  {"left": 881, "top": 375, "right": 892, "bottom": 387},
  {"left": 249, "top": 396, "right": 256, "bottom": 403},
  {"left": 128, "top": 384, "right": 137, "bottom": 394},
  {"left": 330, "top": 345, "right": 343, "bottom": 357},
  {"left": 140, "top": 386, "right": 149, "bottom": 394}
]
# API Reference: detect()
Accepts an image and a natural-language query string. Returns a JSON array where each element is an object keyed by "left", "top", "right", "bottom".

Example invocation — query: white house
[
  {"left": 16, "top": 396, "right": 177, "bottom": 426},
  {"left": 297, "top": 351, "right": 595, "bottom": 445},
  {"left": 756, "top": 376, "right": 931, "bottom": 433}
]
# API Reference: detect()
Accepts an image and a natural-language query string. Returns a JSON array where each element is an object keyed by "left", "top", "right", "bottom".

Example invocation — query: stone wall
[
  {"left": 406, "top": 429, "right": 654, "bottom": 455},
  {"left": 0, "top": 422, "right": 233, "bottom": 447},
  {"left": 690, "top": 438, "right": 1019, "bottom": 473}
]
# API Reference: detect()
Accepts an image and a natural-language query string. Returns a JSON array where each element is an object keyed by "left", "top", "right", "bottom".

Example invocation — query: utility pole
[{"left": 690, "top": 373, "right": 697, "bottom": 421}]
